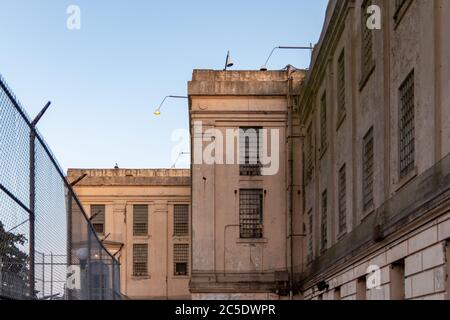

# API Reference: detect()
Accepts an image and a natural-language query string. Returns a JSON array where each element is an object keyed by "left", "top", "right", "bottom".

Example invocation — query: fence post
[
  {"left": 0, "top": 257, "right": 3, "bottom": 297},
  {"left": 112, "top": 261, "right": 115, "bottom": 300},
  {"left": 29, "top": 101, "right": 51, "bottom": 300},
  {"left": 42, "top": 252, "right": 45, "bottom": 299},
  {"left": 29, "top": 128, "right": 36, "bottom": 299},
  {"left": 66, "top": 192, "right": 72, "bottom": 300},
  {"left": 50, "top": 252, "right": 53, "bottom": 300},
  {"left": 87, "top": 229, "right": 91, "bottom": 300}
]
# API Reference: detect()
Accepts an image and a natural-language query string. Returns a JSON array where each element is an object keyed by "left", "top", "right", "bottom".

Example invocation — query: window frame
[
  {"left": 362, "top": 127, "right": 374, "bottom": 213},
  {"left": 173, "top": 243, "right": 189, "bottom": 277},
  {"left": 305, "top": 122, "right": 314, "bottom": 184},
  {"left": 133, "top": 204, "right": 149, "bottom": 236},
  {"left": 360, "top": 0, "right": 375, "bottom": 90},
  {"left": 239, "top": 127, "right": 263, "bottom": 176},
  {"left": 307, "top": 208, "right": 314, "bottom": 264},
  {"left": 320, "top": 190, "right": 328, "bottom": 252},
  {"left": 90, "top": 204, "right": 105, "bottom": 235},
  {"left": 239, "top": 189, "right": 264, "bottom": 239},
  {"left": 338, "top": 164, "right": 347, "bottom": 236},
  {"left": 336, "top": 49, "right": 346, "bottom": 127},
  {"left": 320, "top": 91, "right": 328, "bottom": 154},
  {"left": 398, "top": 70, "right": 415, "bottom": 179},
  {"left": 132, "top": 243, "right": 149, "bottom": 277},
  {"left": 173, "top": 204, "right": 189, "bottom": 237}
]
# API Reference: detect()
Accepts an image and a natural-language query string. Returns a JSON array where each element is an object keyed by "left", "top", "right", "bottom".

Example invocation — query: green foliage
[{"left": 0, "top": 221, "right": 29, "bottom": 297}]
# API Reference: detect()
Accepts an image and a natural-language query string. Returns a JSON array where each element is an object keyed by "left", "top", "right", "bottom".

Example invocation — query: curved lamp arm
[
  {"left": 260, "top": 45, "right": 313, "bottom": 71},
  {"left": 154, "top": 95, "right": 188, "bottom": 116}
]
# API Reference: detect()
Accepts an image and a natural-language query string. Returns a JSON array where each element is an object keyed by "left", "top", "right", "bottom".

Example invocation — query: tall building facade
[
  {"left": 67, "top": 169, "right": 191, "bottom": 299},
  {"left": 188, "top": 70, "right": 305, "bottom": 299},
  {"left": 67, "top": 0, "right": 450, "bottom": 301},
  {"left": 296, "top": 0, "right": 450, "bottom": 300}
]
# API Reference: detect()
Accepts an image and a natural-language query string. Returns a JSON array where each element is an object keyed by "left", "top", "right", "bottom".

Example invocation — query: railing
[{"left": 0, "top": 74, "right": 121, "bottom": 300}]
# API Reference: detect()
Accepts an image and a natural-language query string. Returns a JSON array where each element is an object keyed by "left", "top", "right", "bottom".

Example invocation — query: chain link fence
[{"left": 0, "top": 74, "right": 121, "bottom": 300}]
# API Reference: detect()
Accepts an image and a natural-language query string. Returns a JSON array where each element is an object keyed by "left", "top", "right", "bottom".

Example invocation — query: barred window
[
  {"left": 133, "top": 205, "right": 148, "bottom": 236},
  {"left": 361, "top": 0, "right": 374, "bottom": 80},
  {"left": 239, "top": 189, "right": 263, "bottom": 239},
  {"left": 337, "top": 49, "right": 346, "bottom": 120},
  {"left": 307, "top": 209, "right": 313, "bottom": 263},
  {"left": 399, "top": 70, "right": 415, "bottom": 178},
  {"left": 174, "top": 204, "right": 189, "bottom": 236},
  {"left": 133, "top": 244, "right": 148, "bottom": 276},
  {"left": 320, "top": 92, "right": 327, "bottom": 151},
  {"left": 321, "top": 190, "right": 328, "bottom": 251},
  {"left": 363, "top": 127, "right": 374, "bottom": 211},
  {"left": 306, "top": 123, "right": 314, "bottom": 183},
  {"left": 90, "top": 205, "right": 105, "bottom": 235},
  {"left": 338, "top": 164, "right": 347, "bottom": 234},
  {"left": 173, "top": 244, "right": 189, "bottom": 276},
  {"left": 239, "top": 127, "right": 262, "bottom": 176}
]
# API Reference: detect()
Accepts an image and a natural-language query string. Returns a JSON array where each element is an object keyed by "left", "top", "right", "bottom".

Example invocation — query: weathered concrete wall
[
  {"left": 296, "top": 0, "right": 450, "bottom": 299},
  {"left": 304, "top": 209, "right": 450, "bottom": 300},
  {"left": 68, "top": 169, "right": 191, "bottom": 300},
  {"left": 189, "top": 70, "right": 305, "bottom": 298}
]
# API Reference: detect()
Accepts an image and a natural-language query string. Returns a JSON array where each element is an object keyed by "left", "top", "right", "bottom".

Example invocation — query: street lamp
[
  {"left": 223, "top": 50, "right": 234, "bottom": 71},
  {"left": 153, "top": 95, "right": 188, "bottom": 116},
  {"left": 75, "top": 247, "right": 89, "bottom": 269},
  {"left": 171, "top": 151, "right": 190, "bottom": 168},
  {"left": 260, "top": 45, "right": 314, "bottom": 71}
]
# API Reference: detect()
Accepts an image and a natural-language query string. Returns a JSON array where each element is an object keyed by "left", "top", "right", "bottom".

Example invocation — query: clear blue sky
[{"left": 0, "top": 0, "right": 328, "bottom": 171}]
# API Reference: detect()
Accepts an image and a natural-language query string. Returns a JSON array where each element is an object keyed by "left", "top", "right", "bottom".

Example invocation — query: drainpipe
[
  {"left": 286, "top": 66, "right": 296, "bottom": 300},
  {"left": 166, "top": 204, "right": 169, "bottom": 300},
  {"left": 188, "top": 97, "right": 193, "bottom": 292}
]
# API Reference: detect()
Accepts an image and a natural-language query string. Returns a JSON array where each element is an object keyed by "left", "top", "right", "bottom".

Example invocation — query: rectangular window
[
  {"left": 321, "top": 190, "right": 328, "bottom": 251},
  {"left": 361, "top": 0, "right": 374, "bottom": 80},
  {"left": 363, "top": 127, "right": 374, "bottom": 211},
  {"left": 306, "top": 123, "right": 314, "bottom": 183},
  {"left": 133, "top": 205, "right": 148, "bottom": 236},
  {"left": 390, "top": 260, "right": 405, "bottom": 300},
  {"left": 90, "top": 205, "right": 105, "bottom": 235},
  {"left": 239, "top": 127, "right": 262, "bottom": 176},
  {"left": 173, "top": 244, "right": 189, "bottom": 276},
  {"left": 239, "top": 189, "right": 263, "bottom": 239},
  {"left": 307, "top": 209, "right": 313, "bottom": 264},
  {"left": 174, "top": 204, "right": 189, "bottom": 236},
  {"left": 338, "top": 164, "right": 347, "bottom": 235},
  {"left": 133, "top": 244, "right": 148, "bottom": 276},
  {"left": 399, "top": 70, "right": 415, "bottom": 178},
  {"left": 337, "top": 49, "right": 346, "bottom": 121},
  {"left": 320, "top": 92, "right": 327, "bottom": 151}
]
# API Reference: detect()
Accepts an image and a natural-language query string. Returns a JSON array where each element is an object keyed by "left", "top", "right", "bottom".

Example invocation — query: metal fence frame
[{"left": 0, "top": 74, "right": 121, "bottom": 300}]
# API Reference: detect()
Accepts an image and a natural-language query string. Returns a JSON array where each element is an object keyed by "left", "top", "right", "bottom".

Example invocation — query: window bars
[
  {"left": 133, "top": 244, "right": 148, "bottom": 276},
  {"left": 133, "top": 205, "right": 148, "bottom": 236},
  {"left": 239, "top": 189, "right": 263, "bottom": 239},
  {"left": 239, "top": 127, "right": 262, "bottom": 176},
  {"left": 90, "top": 205, "right": 105, "bottom": 235},
  {"left": 363, "top": 127, "right": 374, "bottom": 211},
  {"left": 173, "top": 244, "right": 189, "bottom": 276},
  {"left": 399, "top": 70, "right": 415, "bottom": 178},
  {"left": 173, "top": 204, "right": 189, "bottom": 236}
]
